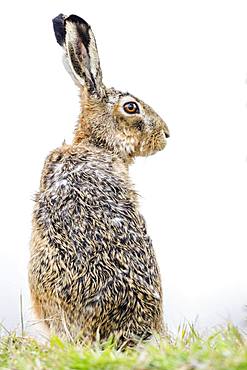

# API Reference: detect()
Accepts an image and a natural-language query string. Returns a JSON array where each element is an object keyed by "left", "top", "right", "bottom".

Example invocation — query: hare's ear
[{"left": 53, "top": 14, "right": 104, "bottom": 98}]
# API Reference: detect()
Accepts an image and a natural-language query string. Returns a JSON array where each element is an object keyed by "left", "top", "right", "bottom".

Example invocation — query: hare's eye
[{"left": 123, "top": 102, "right": 140, "bottom": 114}]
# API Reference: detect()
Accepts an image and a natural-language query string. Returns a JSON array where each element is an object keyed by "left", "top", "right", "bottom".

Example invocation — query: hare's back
[
  {"left": 31, "top": 146, "right": 161, "bottom": 316},
  {"left": 35, "top": 147, "right": 147, "bottom": 257}
]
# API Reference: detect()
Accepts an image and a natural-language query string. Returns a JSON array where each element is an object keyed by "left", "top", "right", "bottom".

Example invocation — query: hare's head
[{"left": 53, "top": 14, "right": 169, "bottom": 161}]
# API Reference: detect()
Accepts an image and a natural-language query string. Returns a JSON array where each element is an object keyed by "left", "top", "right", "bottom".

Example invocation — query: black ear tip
[
  {"left": 52, "top": 13, "right": 66, "bottom": 46},
  {"left": 66, "top": 14, "right": 90, "bottom": 28}
]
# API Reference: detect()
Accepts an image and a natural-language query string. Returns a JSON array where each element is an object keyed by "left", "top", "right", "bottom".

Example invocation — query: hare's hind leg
[
  {"left": 30, "top": 291, "right": 72, "bottom": 340},
  {"left": 29, "top": 291, "right": 51, "bottom": 339}
]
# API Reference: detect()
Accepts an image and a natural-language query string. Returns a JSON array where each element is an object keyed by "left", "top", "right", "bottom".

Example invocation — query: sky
[{"left": 0, "top": 0, "right": 247, "bottom": 336}]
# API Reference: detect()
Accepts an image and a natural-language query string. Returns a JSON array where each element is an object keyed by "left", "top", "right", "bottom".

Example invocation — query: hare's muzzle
[{"left": 53, "top": 14, "right": 66, "bottom": 46}]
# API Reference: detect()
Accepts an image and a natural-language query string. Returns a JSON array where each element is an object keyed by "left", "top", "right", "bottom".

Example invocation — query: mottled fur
[{"left": 29, "top": 14, "right": 169, "bottom": 346}]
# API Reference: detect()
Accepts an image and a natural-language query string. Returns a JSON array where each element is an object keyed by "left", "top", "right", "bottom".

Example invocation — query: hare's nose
[{"left": 163, "top": 123, "right": 170, "bottom": 138}]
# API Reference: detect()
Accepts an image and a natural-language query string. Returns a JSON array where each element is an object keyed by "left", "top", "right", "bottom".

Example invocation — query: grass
[{"left": 0, "top": 323, "right": 247, "bottom": 369}]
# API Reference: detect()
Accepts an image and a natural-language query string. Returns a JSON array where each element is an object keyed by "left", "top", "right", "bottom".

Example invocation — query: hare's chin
[
  {"left": 155, "top": 137, "right": 167, "bottom": 154},
  {"left": 157, "top": 134, "right": 167, "bottom": 150},
  {"left": 155, "top": 142, "right": 166, "bottom": 154}
]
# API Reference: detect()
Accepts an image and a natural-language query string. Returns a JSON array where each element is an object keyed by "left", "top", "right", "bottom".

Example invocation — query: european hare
[{"left": 29, "top": 14, "right": 169, "bottom": 346}]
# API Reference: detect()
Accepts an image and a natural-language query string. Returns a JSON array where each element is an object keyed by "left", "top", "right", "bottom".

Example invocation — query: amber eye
[{"left": 123, "top": 101, "right": 140, "bottom": 114}]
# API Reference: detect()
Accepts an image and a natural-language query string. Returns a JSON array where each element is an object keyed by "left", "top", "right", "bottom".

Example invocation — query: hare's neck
[
  {"left": 73, "top": 113, "right": 92, "bottom": 143},
  {"left": 73, "top": 116, "right": 134, "bottom": 166}
]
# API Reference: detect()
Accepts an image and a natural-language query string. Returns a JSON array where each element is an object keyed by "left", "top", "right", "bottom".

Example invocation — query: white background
[{"left": 0, "top": 0, "right": 247, "bottom": 336}]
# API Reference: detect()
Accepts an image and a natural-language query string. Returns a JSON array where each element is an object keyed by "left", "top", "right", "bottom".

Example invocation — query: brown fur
[{"left": 29, "top": 14, "right": 169, "bottom": 347}]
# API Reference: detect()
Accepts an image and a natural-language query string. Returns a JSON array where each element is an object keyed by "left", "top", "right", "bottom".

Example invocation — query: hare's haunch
[{"left": 29, "top": 14, "right": 169, "bottom": 346}]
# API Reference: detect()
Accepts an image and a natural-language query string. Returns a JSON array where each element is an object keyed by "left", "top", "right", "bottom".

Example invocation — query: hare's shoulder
[
  {"left": 40, "top": 144, "right": 134, "bottom": 200},
  {"left": 34, "top": 144, "right": 141, "bottom": 247}
]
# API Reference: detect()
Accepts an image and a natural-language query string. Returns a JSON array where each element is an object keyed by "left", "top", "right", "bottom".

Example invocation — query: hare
[{"left": 29, "top": 14, "right": 169, "bottom": 346}]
